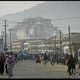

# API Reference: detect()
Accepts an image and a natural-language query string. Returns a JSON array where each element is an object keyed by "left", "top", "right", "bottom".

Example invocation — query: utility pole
[
  {"left": 4, "top": 20, "right": 7, "bottom": 53},
  {"left": 54, "top": 35, "right": 56, "bottom": 49},
  {"left": 59, "top": 30, "right": 62, "bottom": 53},
  {"left": 68, "top": 25, "right": 72, "bottom": 55},
  {"left": 60, "top": 30, "right": 62, "bottom": 50},
  {"left": 10, "top": 29, "right": 11, "bottom": 51},
  {"left": 8, "top": 28, "right": 12, "bottom": 51}
]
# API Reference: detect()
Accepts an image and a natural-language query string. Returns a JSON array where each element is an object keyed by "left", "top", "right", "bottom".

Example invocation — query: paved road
[{"left": 0, "top": 60, "right": 79, "bottom": 78}]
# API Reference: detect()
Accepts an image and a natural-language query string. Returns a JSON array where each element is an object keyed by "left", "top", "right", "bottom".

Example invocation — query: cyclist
[{"left": 67, "top": 54, "right": 76, "bottom": 78}]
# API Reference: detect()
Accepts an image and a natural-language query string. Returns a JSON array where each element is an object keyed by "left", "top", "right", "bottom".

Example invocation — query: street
[
  {"left": 0, "top": 1, "right": 80, "bottom": 79},
  {"left": 0, "top": 60, "right": 71, "bottom": 78}
]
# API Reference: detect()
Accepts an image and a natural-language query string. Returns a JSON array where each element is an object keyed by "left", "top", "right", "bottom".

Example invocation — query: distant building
[
  {"left": 12, "top": 17, "right": 58, "bottom": 40},
  {"left": 11, "top": 40, "right": 22, "bottom": 52},
  {"left": 10, "top": 32, "right": 80, "bottom": 56},
  {"left": 11, "top": 39, "right": 49, "bottom": 53},
  {"left": 48, "top": 32, "right": 80, "bottom": 56},
  {"left": 62, "top": 33, "right": 80, "bottom": 55}
]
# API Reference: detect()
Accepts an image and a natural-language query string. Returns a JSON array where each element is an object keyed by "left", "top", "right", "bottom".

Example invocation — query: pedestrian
[
  {"left": 36, "top": 55, "right": 41, "bottom": 63},
  {"left": 15, "top": 53, "right": 18, "bottom": 63},
  {"left": 43, "top": 53, "right": 48, "bottom": 64},
  {"left": 0, "top": 53, "right": 5, "bottom": 75},
  {"left": 7, "top": 53, "right": 15, "bottom": 78},
  {"left": 50, "top": 54, "right": 54, "bottom": 66},
  {"left": 77, "top": 62, "right": 80, "bottom": 76},
  {"left": 67, "top": 54, "right": 76, "bottom": 78},
  {"left": 5, "top": 54, "right": 9, "bottom": 74}
]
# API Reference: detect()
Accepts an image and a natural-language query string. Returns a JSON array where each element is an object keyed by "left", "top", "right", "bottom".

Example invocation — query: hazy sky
[
  {"left": 0, "top": 1, "right": 45, "bottom": 17},
  {"left": 0, "top": 1, "right": 80, "bottom": 37},
  {"left": 0, "top": 1, "right": 45, "bottom": 36}
]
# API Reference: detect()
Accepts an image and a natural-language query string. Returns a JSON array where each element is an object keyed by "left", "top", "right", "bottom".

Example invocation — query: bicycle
[{"left": 69, "top": 68, "right": 77, "bottom": 78}]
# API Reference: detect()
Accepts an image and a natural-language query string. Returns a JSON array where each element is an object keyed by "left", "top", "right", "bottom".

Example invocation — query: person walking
[
  {"left": 50, "top": 54, "right": 55, "bottom": 66},
  {"left": 5, "top": 54, "right": 9, "bottom": 74},
  {"left": 67, "top": 54, "right": 76, "bottom": 78},
  {"left": 43, "top": 53, "right": 48, "bottom": 64},
  {"left": 7, "top": 54, "right": 15, "bottom": 78},
  {"left": 0, "top": 53, "right": 5, "bottom": 75},
  {"left": 36, "top": 55, "right": 41, "bottom": 63}
]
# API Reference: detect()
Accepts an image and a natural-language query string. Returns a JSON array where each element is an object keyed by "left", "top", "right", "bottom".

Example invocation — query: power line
[
  {"left": 54, "top": 24, "right": 80, "bottom": 25},
  {"left": 57, "top": 27, "right": 80, "bottom": 29},
  {"left": 53, "top": 16, "right": 80, "bottom": 21},
  {"left": 0, "top": 16, "right": 80, "bottom": 23},
  {"left": 0, "top": 18, "right": 22, "bottom": 23}
]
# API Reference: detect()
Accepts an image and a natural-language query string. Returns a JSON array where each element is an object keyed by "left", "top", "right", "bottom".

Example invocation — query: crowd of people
[
  {"left": 0, "top": 49, "right": 80, "bottom": 78},
  {"left": 35, "top": 51, "right": 70, "bottom": 65},
  {"left": 35, "top": 50, "right": 80, "bottom": 78}
]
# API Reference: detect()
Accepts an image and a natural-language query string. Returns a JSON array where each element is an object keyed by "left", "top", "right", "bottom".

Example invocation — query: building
[
  {"left": 10, "top": 31, "right": 80, "bottom": 56},
  {"left": 11, "top": 39, "right": 45, "bottom": 53},
  {"left": 12, "top": 17, "right": 58, "bottom": 41},
  {"left": 48, "top": 32, "right": 80, "bottom": 56},
  {"left": 11, "top": 40, "right": 23, "bottom": 52},
  {"left": 62, "top": 33, "right": 80, "bottom": 55}
]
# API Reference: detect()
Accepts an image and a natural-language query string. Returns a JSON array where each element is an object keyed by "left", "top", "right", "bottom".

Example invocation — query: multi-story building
[
  {"left": 48, "top": 32, "right": 80, "bottom": 56},
  {"left": 12, "top": 17, "right": 58, "bottom": 41},
  {"left": 24, "top": 39, "right": 47, "bottom": 53},
  {"left": 10, "top": 30, "right": 80, "bottom": 56},
  {"left": 62, "top": 33, "right": 80, "bottom": 55},
  {"left": 11, "top": 39, "right": 52, "bottom": 53},
  {"left": 11, "top": 40, "right": 23, "bottom": 52}
]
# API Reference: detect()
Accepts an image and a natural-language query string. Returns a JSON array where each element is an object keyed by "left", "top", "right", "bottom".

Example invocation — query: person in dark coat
[
  {"left": 0, "top": 53, "right": 5, "bottom": 75},
  {"left": 5, "top": 54, "right": 9, "bottom": 74},
  {"left": 36, "top": 55, "right": 41, "bottom": 63},
  {"left": 67, "top": 54, "right": 76, "bottom": 77},
  {"left": 7, "top": 54, "right": 15, "bottom": 78},
  {"left": 43, "top": 53, "right": 48, "bottom": 64}
]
